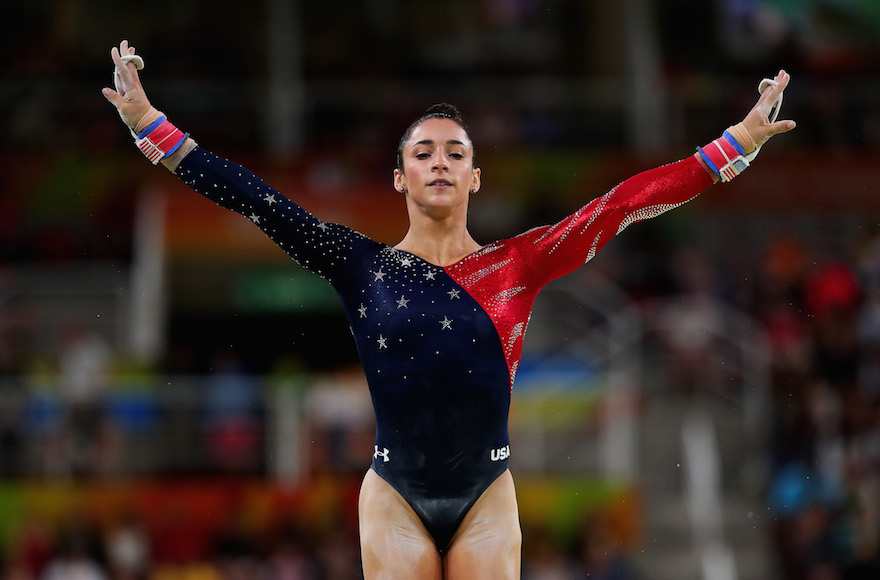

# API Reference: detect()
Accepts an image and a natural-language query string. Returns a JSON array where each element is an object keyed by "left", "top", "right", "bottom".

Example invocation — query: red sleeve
[{"left": 512, "top": 155, "right": 713, "bottom": 284}]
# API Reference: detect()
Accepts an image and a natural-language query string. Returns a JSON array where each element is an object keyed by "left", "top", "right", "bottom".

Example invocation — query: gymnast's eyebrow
[{"left": 413, "top": 139, "right": 468, "bottom": 147}]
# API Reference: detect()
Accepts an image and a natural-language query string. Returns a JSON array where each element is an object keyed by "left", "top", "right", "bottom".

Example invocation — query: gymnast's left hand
[
  {"left": 102, "top": 39, "right": 154, "bottom": 132},
  {"left": 739, "top": 69, "right": 796, "bottom": 154}
]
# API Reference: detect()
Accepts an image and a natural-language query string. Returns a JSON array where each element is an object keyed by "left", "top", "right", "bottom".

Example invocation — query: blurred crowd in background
[{"left": 2, "top": 0, "right": 880, "bottom": 578}]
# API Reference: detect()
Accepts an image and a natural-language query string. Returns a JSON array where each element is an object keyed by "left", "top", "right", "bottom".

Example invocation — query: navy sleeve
[{"left": 174, "top": 147, "right": 370, "bottom": 284}]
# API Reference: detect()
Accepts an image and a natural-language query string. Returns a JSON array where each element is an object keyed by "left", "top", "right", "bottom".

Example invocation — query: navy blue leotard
[{"left": 175, "top": 147, "right": 713, "bottom": 552}]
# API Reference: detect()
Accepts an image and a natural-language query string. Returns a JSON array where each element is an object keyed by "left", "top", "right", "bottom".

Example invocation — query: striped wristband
[
  {"left": 697, "top": 130, "right": 749, "bottom": 183},
  {"left": 133, "top": 115, "right": 188, "bottom": 164}
]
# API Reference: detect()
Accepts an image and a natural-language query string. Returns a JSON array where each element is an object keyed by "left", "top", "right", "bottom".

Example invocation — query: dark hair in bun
[{"left": 396, "top": 103, "right": 474, "bottom": 171}]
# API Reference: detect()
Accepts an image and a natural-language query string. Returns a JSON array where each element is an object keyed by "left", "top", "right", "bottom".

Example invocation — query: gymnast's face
[{"left": 393, "top": 118, "right": 481, "bottom": 219}]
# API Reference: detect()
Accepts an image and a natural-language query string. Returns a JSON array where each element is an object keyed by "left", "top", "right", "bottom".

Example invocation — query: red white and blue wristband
[
  {"left": 697, "top": 130, "right": 749, "bottom": 183},
  {"left": 131, "top": 115, "right": 188, "bottom": 165},
  {"left": 698, "top": 76, "right": 784, "bottom": 182}
]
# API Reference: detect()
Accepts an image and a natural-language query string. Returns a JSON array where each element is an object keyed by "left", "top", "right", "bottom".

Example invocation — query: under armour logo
[{"left": 374, "top": 446, "right": 390, "bottom": 463}]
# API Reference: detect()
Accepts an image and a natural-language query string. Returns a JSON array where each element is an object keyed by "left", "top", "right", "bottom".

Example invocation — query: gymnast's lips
[{"left": 428, "top": 179, "right": 453, "bottom": 187}]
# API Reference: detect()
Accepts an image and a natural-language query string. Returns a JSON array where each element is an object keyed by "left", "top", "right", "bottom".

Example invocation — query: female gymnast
[{"left": 103, "top": 39, "right": 795, "bottom": 579}]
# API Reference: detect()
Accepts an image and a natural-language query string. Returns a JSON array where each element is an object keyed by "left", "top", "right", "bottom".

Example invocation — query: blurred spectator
[
  {"left": 8, "top": 514, "right": 54, "bottom": 579},
  {"left": 572, "top": 512, "right": 636, "bottom": 580},
  {"left": 768, "top": 462, "right": 838, "bottom": 577},
  {"left": 150, "top": 561, "right": 222, "bottom": 580},
  {"left": 304, "top": 365, "right": 373, "bottom": 474},
  {"left": 149, "top": 504, "right": 212, "bottom": 568},
  {"left": 104, "top": 512, "right": 151, "bottom": 580},
  {"left": 522, "top": 526, "right": 575, "bottom": 580},
  {"left": 313, "top": 523, "right": 362, "bottom": 580},
  {"left": 266, "top": 523, "right": 320, "bottom": 580},
  {"left": 806, "top": 260, "right": 862, "bottom": 391},
  {"left": 0, "top": 388, "right": 25, "bottom": 477},
  {"left": 202, "top": 349, "right": 262, "bottom": 473},
  {"left": 211, "top": 509, "right": 263, "bottom": 580},
  {"left": 42, "top": 510, "right": 106, "bottom": 580},
  {"left": 654, "top": 247, "right": 726, "bottom": 395},
  {"left": 41, "top": 539, "right": 107, "bottom": 580},
  {"left": 57, "top": 322, "right": 111, "bottom": 404},
  {"left": 54, "top": 321, "right": 119, "bottom": 479}
]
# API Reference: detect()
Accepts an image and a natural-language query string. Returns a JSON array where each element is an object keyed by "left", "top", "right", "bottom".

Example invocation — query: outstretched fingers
[
  {"left": 767, "top": 117, "right": 797, "bottom": 138},
  {"left": 110, "top": 41, "right": 143, "bottom": 95},
  {"left": 760, "top": 71, "right": 790, "bottom": 123},
  {"left": 106, "top": 46, "right": 125, "bottom": 99},
  {"left": 103, "top": 40, "right": 152, "bottom": 131},
  {"left": 101, "top": 85, "right": 122, "bottom": 108},
  {"left": 745, "top": 70, "right": 796, "bottom": 145}
]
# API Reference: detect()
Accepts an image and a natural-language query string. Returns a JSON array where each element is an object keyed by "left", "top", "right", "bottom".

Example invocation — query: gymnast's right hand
[{"left": 102, "top": 40, "right": 159, "bottom": 132}]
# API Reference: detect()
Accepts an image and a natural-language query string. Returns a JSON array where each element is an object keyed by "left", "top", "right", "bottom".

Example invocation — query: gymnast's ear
[
  {"left": 393, "top": 169, "right": 407, "bottom": 194},
  {"left": 470, "top": 167, "right": 481, "bottom": 195}
]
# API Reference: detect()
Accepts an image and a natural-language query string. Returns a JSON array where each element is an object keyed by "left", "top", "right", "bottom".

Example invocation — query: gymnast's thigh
[
  {"left": 358, "top": 469, "right": 443, "bottom": 580},
  {"left": 444, "top": 469, "right": 522, "bottom": 580}
]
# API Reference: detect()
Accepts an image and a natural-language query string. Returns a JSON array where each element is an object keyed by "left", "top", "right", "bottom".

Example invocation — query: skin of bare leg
[
  {"left": 358, "top": 469, "right": 444, "bottom": 580},
  {"left": 443, "top": 470, "right": 522, "bottom": 579}
]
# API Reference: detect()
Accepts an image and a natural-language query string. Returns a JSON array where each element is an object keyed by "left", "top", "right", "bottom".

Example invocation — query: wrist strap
[
  {"left": 697, "top": 131, "right": 749, "bottom": 183},
  {"left": 136, "top": 115, "right": 166, "bottom": 139},
  {"left": 134, "top": 117, "right": 188, "bottom": 164}
]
